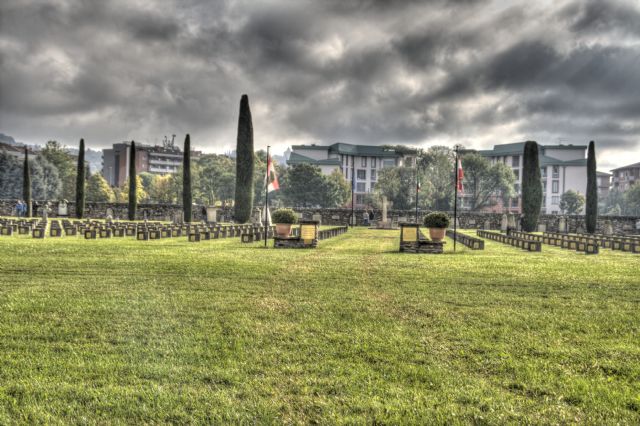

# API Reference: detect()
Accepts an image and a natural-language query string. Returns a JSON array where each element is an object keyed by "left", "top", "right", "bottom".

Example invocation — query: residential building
[
  {"left": 474, "top": 142, "right": 588, "bottom": 214},
  {"left": 287, "top": 143, "right": 414, "bottom": 206},
  {"left": 611, "top": 162, "right": 640, "bottom": 192},
  {"left": 102, "top": 141, "right": 202, "bottom": 187},
  {"left": 0, "top": 142, "right": 37, "bottom": 158},
  {"left": 596, "top": 171, "right": 612, "bottom": 198}
]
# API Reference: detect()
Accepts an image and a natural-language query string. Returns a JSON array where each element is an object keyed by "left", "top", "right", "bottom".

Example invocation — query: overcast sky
[{"left": 1, "top": 0, "right": 639, "bottom": 170}]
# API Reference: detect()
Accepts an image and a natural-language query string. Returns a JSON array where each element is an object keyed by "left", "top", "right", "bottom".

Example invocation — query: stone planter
[
  {"left": 429, "top": 227, "right": 446, "bottom": 242},
  {"left": 275, "top": 223, "right": 292, "bottom": 237}
]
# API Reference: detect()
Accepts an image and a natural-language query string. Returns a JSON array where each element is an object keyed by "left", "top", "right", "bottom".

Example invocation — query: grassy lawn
[{"left": 0, "top": 228, "right": 638, "bottom": 423}]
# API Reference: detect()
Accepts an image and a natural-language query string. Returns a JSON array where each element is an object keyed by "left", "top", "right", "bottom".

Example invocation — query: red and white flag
[
  {"left": 265, "top": 155, "right": 280, "bottom": 192},
  {"left": 456, "top": 159, "right": 464, "bottom": 193}
]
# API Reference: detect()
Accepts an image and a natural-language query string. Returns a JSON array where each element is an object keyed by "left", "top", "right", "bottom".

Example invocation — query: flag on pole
[
  {"left": 265, "top": 155, "right": 280, "bottom": 192},
  {"left": 456, "top": 158, "right": 464, "bottom": 193}
]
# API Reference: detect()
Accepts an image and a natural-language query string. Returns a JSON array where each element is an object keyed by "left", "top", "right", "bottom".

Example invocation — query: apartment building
[
  {"left": 475, "top": 142, "right": 588, "bottom": 214},
  {"left": 287, "top": 143, "right": 413, "bottom": 206}
]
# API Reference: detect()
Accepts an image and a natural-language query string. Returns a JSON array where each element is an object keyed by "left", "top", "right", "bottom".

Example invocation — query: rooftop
[
  {"left": 610, "top": 162, "right": 640, "bottom": 172},
  {"left": 291, "top": 142, "right": 402, "bottom": 158}
]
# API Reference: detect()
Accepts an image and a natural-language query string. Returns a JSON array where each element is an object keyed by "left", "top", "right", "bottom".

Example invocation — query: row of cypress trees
[{"left": 521, "top": 140, "right": 598, "bottom": 233}]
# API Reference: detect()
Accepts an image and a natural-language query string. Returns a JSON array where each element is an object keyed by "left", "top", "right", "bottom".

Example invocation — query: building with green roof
[
  {"left": 475, "top": 142, "right": 588, "bottom": 214},
  {"left": 287, "top": 143, "right": 414, "bottom": 207}
]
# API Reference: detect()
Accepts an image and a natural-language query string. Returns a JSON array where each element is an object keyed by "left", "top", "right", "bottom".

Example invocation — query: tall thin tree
[
  {"left": 183, "top": 134, "right": 192, "bottom": 222},
  {"left": 128, "top": 141, "right": 137, "bottom": 221},
  {"left": 76, "top": 138, "right": 86, "bottom": 218},
  {"left": 585, "top": 140, "right": 597, "bottom": 233},
  {"left": 521, "top": 141, "right": 542, "bottom": 232},
  {"left": 234, "top": 94, "right": 255, "bottom": 223},
  {"left": 23, "top": 148, "right": 32, "bottom": 218}
]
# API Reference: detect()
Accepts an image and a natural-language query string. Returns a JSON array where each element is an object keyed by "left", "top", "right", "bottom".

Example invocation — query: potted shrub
[
  {"left": 272, "top": 208, "right": 297, "bottom": 237},
  {"left": 423, "top": 212, "right": 450, "bottom": 242}
]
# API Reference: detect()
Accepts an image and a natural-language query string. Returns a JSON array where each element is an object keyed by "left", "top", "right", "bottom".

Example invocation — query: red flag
[
  {"left": 457, "top": 159, "right": 464, "bottom": 193},
  {"left": 266, "top": 155, "right": 279, "bottom": 192}
]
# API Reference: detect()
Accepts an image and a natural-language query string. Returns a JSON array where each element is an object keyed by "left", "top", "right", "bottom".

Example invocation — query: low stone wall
[{"left": 1, "top": 199, "right": 638, "bottom": 235}]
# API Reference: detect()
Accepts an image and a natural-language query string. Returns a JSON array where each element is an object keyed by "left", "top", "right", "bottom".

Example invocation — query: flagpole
[
  {"left": 264, "top": 146, "right": 270, "bottom": 248},
  {"left": 453, "top": 146, "right": 459, "bottom": 252}
]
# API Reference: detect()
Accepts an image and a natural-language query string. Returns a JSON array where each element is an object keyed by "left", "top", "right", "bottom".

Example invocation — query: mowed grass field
[{"left": 0, "top": 227, "right": 639, "bottom": 424}]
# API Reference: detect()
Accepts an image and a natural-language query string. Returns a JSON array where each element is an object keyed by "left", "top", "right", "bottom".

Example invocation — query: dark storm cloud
[{"left": 0, "top": 0, "right": 639, "bottom": 168}]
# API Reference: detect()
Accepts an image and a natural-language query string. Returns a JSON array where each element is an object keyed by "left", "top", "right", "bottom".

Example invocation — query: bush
[
  {"left": 423, "top": 212, "right": 450, "bottom": 228},
  {"left": 272, "top": 208, "right": 298, "bottom": 224}
]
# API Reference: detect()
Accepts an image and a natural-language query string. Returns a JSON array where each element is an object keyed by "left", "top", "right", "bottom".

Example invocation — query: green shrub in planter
[
  {"left": 423, "top": 212, "right": 451, "bottom": 228},
  {"left": 272, "top": 208, "right": 298, "bottom": 224}
]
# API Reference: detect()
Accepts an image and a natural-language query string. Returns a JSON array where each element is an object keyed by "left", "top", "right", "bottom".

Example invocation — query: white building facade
[
  {"left": 476, "top": 142, "right": 588, "bottom": 214},
  {"left": 287, "top": 143, "right": 412, "bottom": 207}
]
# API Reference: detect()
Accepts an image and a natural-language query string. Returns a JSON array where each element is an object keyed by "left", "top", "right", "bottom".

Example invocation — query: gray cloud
[{"left": 0, "top": 0, "right": 638, "bottom": 170}]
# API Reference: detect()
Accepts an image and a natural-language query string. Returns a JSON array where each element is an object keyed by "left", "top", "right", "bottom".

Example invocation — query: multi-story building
[
  {"left": 474, "top": 142, "right": 588, "bottom": 214},
  {"left": 287, "top": 143, "right": 414, "bottom": 206},
  {"left": 102, "top": 141, "right": 202, "bottom": 187},
  {"left": 611, "top": 162, "right": 640, "bottom": 192},
  {"left": 597, "top": 171, "right": 612, "bottom": 198}
]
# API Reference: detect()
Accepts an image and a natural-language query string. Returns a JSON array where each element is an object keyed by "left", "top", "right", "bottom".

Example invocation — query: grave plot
[
  {"left": 515, "top": 231, "right": 599, "bottom": 254},
  {"left": 399, "top": 223, "right": 444, "bottom": 254},
  {"left": 476, "top": 230, "right": 541, "bottom": 252},
  {"left": 446, "top": 230, "right": 484, "bottom": 250}
]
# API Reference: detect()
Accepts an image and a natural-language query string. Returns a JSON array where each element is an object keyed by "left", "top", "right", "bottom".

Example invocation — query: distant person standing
[{"left": 16, "top": 200, "right": 24, "bottom": 217}]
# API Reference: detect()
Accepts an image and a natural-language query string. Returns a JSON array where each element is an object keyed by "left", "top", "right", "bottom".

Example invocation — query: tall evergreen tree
[
  {"left": 128, "top": 141, "right": 137, "bottom": 221},
  {"left": 585, "top": 140, "right": 597, "bottom": 233},
  {"left": 521, "top": 141, "right": 542, "bottom": 232},
  {"left": 234, "top": 94, "right": 254, "bottom": 223},
  {"left": 76, "top": 138, "right": 86, "bottom": 218},
  {"left": 183, "top": 134, "right": 192, "bottom": 222},
  {"left": 23, "top": 148, "right": 32, "bottom": 217}
]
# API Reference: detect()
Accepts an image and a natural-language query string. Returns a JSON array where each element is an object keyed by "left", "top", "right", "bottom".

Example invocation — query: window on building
[
  {"left": 552, "top": 180, "right": 559, "bottom": 193},
  {"left": 540, "top": 167, "right": 547, "bottom": 178},
  {"left": 357, "top": 169, "right": 366, "bottom": 180},
  {"left": 514, "top": 183, "right": 520, "bottom": 193},
  {"left": 511, "top": 198, "right": 519, "bottom": 208},
  {"left": 552, "top": 165, "right": 559, "bottom": 178},
  {"left": 371, "top": 157, "right": 376, "bottom": 168},
  {"left": 382, "top": 159, "right": 396, "bottom": 168},
  {"left": 513, "top": 169, "right": 520, "bottom": 180},
  {"left": 371, "top": 169, "right": 376, "bottom": 181},
  {"left": 512, "top": 155, "right": 520, "bottom": 167},
  {"left": 356, "top": 183, "right": 366, "bottom": 192},
  {"left": 361, "top": 157, "right": 367, "bottom": 167},
  {"left": 542, "top": 197, "right": 546, "bottom": 207},
  {"left": 370, "top": 182, "right": 376, "bottom": 191},
  {"left": 355, "top": 194, "right": 365, "bottom": 204},
  {"left": 552, "top": 196, "right": 560, "bottom": 205}
]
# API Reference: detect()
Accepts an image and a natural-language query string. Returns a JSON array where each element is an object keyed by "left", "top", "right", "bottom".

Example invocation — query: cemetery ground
[{"left": 0, "top": 228, "right": 639, "bottom": 424}]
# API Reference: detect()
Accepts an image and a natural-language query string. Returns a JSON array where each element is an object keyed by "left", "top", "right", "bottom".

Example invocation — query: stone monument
[
  {"left": 501, "top": 214, "right": 508, "bottom": 232},
  {"left": 558, "top": 216, "right": 567, "bottom": 233},
  {"left": 604, "top": 220, "right": 613, "bottom": 236},
  {"left": 206, "top": 206, "right": 218, "bottom": 223}
]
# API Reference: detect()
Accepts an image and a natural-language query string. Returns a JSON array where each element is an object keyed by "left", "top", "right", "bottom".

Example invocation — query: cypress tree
[
  {"left": 234, "top": 94, "right": 254, "bottom": 223},
  {"left": 23, "top": 148, "right": 32, "bottom": 218},
  {"left": 585, "top": 140, "right": 597, "bottom": 233},
  {"left": 183, "top": 134, "right": 192, "bottom": 222},
  {"left": 76, "top": 138, "right": 86, "bottom": 219},
  {"left": 521, "top": 141, "right": 542, "bottom": 232},
  {"left": 128, "top": 141, "right": 137, "bottom": 221}
]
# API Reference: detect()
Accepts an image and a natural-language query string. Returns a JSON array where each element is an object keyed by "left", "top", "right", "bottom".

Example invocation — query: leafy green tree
[
  {"left": 323, "top": 170, "right": 351, "bottom": 207},
  {"left": 282, "top": 164, "right": 348, "bottom": 207},
  {"left": 374, "top": 166, "right": 416, "bottom": 210},
  {"left": 234, "top": 94, "right": 255, "bottom": 222},
  {"left": 601, "top": 189, "right": 626, "bottom": 215},
  {"left": 139, "top": 172, "right": 156, "bottom": 199},
  {"left": 86, "top": 173, "right": 114, "bottom": 202},
  {"left": 198, "top": 154, "right": 235, "bottom": 204},
  {"left": 183, "top": 134, "right": 192, "bottom": 222},
  {"left": 418, "top": 146, "right": 455, "bottom": 211},
  {"left": 128, "top": 141, "right": 137, "bottom": 220},
  {"left": 585, "top": 141, "right": 597, "bottom": 233},
  {"left": 76, "top": 139, "right": 85, "bottom": 218},
  {"left": 147, "top": 174, "right": 174, "bottom": 203},
  {"left": 0, "top": 149, "right": 22, "bottom": 199},
  {"left": 121, "top": 176, "right": 147, "bottom": 204},
  {"left": 461, "top": 153, "right": 516, "bottom": 211},
  {"left": 31, "top": 154, "right": 62, "bottom": 200},
  {"left": 625, "top": 184, "right": 640, "bottom": 216},
  {"left": 559, "top": 190, "right": 585, "bottom": 214},
  {"left": 40, "top": 140, "right": 76, "bottom": 200},
  {"left": 521, "top": 141, "right": 542, "bottom": 232}
]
